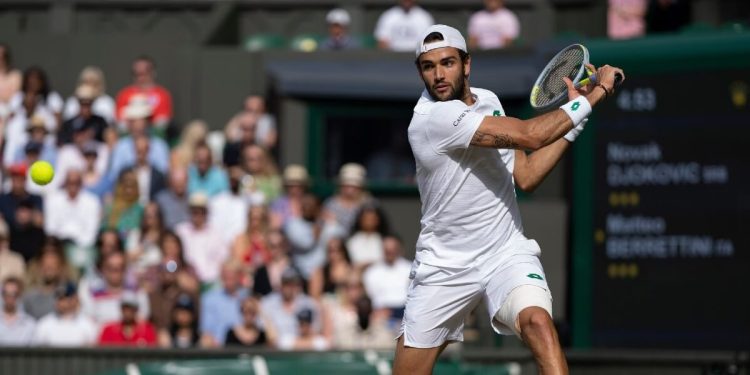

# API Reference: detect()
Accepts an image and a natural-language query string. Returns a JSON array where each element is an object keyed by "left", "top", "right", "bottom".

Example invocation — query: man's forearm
[{"left": 514, "top": 138, "right": 570, "bottom": 192}]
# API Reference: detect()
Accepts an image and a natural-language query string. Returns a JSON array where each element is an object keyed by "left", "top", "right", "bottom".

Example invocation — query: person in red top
[
  {"left": 115, "top": 56, "right": 173, "bottom": 130},
  {"left": 98, "top": 291, "right": 157, "bottom": 346}
]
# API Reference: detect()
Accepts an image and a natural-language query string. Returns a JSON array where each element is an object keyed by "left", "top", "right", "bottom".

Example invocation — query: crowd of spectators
[
  {"left": 325, "top": 0, "right": 521, "bottom": 52},
  {"left": 0, "top": 0, "right": 698, "bottom": 352},
  {"left": 0, "top": 43, "right": 413, "bottom": 350}
]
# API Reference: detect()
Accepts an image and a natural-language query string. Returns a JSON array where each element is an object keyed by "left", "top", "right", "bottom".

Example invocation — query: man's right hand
[{"left": 589, "top": 64, "right": 625, "bottom": 104}]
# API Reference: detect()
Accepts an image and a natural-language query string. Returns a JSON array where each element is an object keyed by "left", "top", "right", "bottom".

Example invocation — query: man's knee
[
  {"left": 518, "top": 306, "right": 556, "bottom": 342},
  {"left": 393, "top": 335, "right": 445, "bottom": 375}
]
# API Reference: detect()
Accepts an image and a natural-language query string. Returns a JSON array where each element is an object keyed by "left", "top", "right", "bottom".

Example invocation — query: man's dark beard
[{"left": 425, "top": 70, "right": 466, "bottom": 102}]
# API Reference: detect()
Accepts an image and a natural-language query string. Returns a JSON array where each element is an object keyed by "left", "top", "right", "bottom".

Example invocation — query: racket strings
[{"left": 535, "top": 49, "right": 585, "bottom": 107}]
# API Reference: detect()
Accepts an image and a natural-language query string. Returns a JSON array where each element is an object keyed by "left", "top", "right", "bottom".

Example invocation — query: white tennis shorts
[{"left": 398, "top": 239, "right": 553, "bottom": 348}]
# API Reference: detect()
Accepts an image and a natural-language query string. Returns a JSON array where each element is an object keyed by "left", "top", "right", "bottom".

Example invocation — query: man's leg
[
  {"left": 395, "top": 262, "right": 482, "bottom": 374},
  {"left": 393, "top": 335, "right": 449, "bottom": 375},
  {"left": 518, "top": 306, "right": 568, "bottom": 375}
]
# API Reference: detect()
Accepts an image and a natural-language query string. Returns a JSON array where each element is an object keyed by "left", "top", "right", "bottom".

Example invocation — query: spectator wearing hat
[
  {"left": 188, "top": 141, "right": 229, "bottom": 198},
  {"left": 200, "top": 260, "right": 248, "bottom": 346},
  {"left": 0, "top": 163, "right": 43, "bottom": 229},
  {"left": 468, "top": 0, "right": 520, "bottom": 50},
  {"left": 115, "top": 56, "right": 173, "bottom": 130},
  {"left": 285, "top": 193, "right": 345, "bottom": 279},
  {"left": 32, "top": 282, "right": 98, "bottom": 347},
  {"left": 63, "top": 66, "right": 116, "bottom": 125},
  {"left": 155, "top": 167, "right": 190, "bottom": 229},
  {"left": 0, "top": 277, "right": 36, "bottom": 346},
  {"left": 9, "top": 198, "right": 45, "bottom": 262},
  {"left": 98, "top": 291, "right": 157, "bottom": 346},
  {"left": 322, "top": 163, "right": 375, "bottom": 232},
  {"left": 58, "top": 84, "right": 109, "bottom": 146},
  {"left": 321, "top": 8, "right": 361, "bottom": 51},
  {"left": 175, "top": 192, "right": 228, "bottom": 284},
  {"left": 78, "top": 251, "right": 150, "bottom": 328},
  {"left": 225, "top": 296, "right": 269, "bottom": 347},
  {"left": 209, "top": 167, "right": 249, "bottom": 247},
  {"left": 260, "top": 267, "right": 324, "bottom": 345},
  {"left": 23, "top": 239, "right": 75, "bottom": 320},
  {"left": 270, "top": 164, "right": 310, "bottom": 230},
  {"left": 44, "top": 170, "right": 101, "bottom": 250},
  {"left": 2, "top": 92, "right": 56, "bottom": 168},
  {"left": 11, "top": 115, "right": 56, "bottom": 165},
  {"left": 0, "top": 219, "right": 25, "bottom": 284},
  {"left": 107, "top": 96, "right": 169, "bottom": 185},
  {"left": 158, "top": 293, "right": 201, "bottom": 348},
  {"left": 374, "top": 0, "right": 434, "bottom": 52}
]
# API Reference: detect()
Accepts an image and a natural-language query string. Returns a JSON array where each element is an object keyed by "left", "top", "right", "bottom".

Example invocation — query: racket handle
[
  {"left": 614, "top": 72, "right": 623, "bottom": 85},
  {"left": 579, "top": 72, "right": 623, "bottom": 88}
]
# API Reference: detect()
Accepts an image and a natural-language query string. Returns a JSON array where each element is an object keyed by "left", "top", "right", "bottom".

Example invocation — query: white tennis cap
[
  {"left": 415, "top": 24, "right": 467, "bottom": 57},
  {"left": 326, "top": 8, "right": 351, "bottom": 26}
]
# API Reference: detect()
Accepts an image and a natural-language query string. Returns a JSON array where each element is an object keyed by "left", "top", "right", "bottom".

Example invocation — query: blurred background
[{"left": 0, "top": 0, "right": 748, "bottom": 374}]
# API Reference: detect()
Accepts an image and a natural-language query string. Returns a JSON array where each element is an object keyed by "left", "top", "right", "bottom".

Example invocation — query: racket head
[{"left": 530, "top": 44, "right": 590, "bottom": 112}]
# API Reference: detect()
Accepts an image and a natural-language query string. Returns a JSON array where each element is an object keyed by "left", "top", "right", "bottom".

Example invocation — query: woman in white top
[
  {"left": 63, "top": 66, "right": 116, "bottom": 125},
  {"left": 345, "top": 203, "right": 389, "bottom": 269},
  {"left": 10, "top": 67, "right": 64, "bottom": 127}
]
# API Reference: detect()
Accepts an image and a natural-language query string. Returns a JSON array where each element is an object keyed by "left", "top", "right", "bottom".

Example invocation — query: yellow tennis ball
[{"left": 30, "top": 160, "right": 54, "bottom": 185}]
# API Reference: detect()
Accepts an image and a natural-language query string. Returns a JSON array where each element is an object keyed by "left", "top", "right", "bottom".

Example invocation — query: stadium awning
[{"left": 266, "top": 50, "right": 541, "bottom": 101}]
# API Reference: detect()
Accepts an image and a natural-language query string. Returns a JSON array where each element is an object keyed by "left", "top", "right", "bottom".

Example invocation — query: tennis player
[{"left": 394, "top": 25, "right": 623, "bottom": 375}]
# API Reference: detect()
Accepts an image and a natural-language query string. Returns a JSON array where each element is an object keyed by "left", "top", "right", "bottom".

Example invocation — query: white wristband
[
  {"left": 559, "top": 96, "right": 592, "bottom": 127},
  {"left": 563, "top": 118, "right": 588, "bottom": 143}
]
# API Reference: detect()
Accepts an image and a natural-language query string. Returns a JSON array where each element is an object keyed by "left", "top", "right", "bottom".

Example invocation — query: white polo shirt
[
  {"left": 363, "top": 257, "right": 412, "bottom": 309},
  {"left": 375, "top": 6, "right": 435, "bottom": 52},
  {"left": 407, "top": 87, "right": 527, "bottom": 268},
  {"left": 33, "top": 312, "right": 98, "bottom": 347}
]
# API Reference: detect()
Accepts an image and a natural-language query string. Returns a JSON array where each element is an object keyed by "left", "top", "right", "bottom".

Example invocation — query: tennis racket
[{"left": 530, "top": 44, "right": 622, "bottom": 112}]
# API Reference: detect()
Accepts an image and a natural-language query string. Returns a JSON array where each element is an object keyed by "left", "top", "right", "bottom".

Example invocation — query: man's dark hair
[
  {"left": 415, "top": 32, "right": 470, "bottom": 67},
  {"left": 135, "top": 55, "right": 155, "bottom": 68},
  {"left": 3, "top": 276, "right": 23, "bottom": 292},
  {"left": 22, "top": 66, "right": 51, "bottom": 100}
]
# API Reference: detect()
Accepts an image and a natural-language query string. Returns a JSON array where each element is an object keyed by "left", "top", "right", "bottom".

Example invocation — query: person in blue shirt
[
  {"left": 199, "top": 260, "right": 248, "bottom": 346},
  {"left": 107, "top": 99, "right": 169, "bottom": 185},
  {"left": 187, "top": 142, "right": 229, "bottom": 198}
]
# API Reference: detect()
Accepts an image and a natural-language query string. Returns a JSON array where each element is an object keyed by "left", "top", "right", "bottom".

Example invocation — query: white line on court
[{"left": 252, "top": 355, "right": 270, "bottom": 375}]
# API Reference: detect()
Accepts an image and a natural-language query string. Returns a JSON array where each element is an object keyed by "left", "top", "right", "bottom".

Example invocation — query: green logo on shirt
[
  {"left": 527, "top": 273, "right": 544, "bottom": 280},
  {"left": 571, "top": 102, "right": 580, "bottom": 111},
  {"left": 493, "top": 110, "right": 502, "bottom": 117}
]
